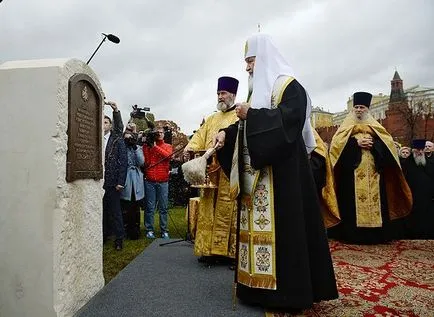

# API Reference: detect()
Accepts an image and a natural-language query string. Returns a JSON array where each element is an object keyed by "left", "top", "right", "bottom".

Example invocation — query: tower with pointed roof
[{"left": 389, "top": 70, "right": 405, "bottom": 103}]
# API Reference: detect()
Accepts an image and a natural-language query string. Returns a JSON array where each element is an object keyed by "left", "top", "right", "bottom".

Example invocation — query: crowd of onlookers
[
  {"left": 101, "top": 99, "right": 433, "bottom": 251},
  {"left": 395, "top": 139, "right": 434, "bottom": 239},
  {"left": 102, "top": 100, "right": 174, "bottom": 250}
]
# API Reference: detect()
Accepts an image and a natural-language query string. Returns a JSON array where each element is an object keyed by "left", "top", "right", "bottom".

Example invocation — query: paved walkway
[{"left": 75, "top": 239, "right": 264, "bottom": 317}]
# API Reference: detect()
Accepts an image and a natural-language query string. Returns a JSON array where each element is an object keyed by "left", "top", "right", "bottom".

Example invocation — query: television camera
[
  {"left": 129, "top": 105, "right": 157, "bottom": 147},
  {"left": 130, "top": 105, "right": 173, "bottom": 147},
  {"left": 130, "top": 104, "right": 151, "bottom": 120}
]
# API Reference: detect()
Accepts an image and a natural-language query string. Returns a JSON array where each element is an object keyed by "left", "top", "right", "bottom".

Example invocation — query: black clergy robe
[
  {"left": 401, "top": 156, "right": 434, "bottom": 239},
  {"left": 328, "top": 137, "right": 396, "bottom": 244},
  {"left": 310, "top": 152, "right": 327, "bottom": 195},
  {"left": 218, "top": 79, "right": 338, "bottom": 310}
]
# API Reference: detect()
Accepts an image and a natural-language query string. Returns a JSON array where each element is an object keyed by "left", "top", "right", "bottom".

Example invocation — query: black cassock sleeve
[
  {"left": 244, "top": 79, "right": 307, "bottom": 170},
  {"left": 217, "top": 121, "right": 239, "bottom": 178},
  {"left": 400, "top": 157, "right": 410, "bottom": 179},
  {"left": 371, "top": 138, "right": 396, "bottom": 171},
  {"left": 310, "top": 152, "right": 326, "bottom": 193},
  {"left": 426, "top": 158, "right": 434, "bottom": 180},
  {"left": 337, "top": 137, "right": 362, "bottom": 171}
]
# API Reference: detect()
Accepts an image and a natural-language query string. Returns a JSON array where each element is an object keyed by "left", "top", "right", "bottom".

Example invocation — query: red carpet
[{"left": 266, "top": 240, "right": 434, "bottom": 317}]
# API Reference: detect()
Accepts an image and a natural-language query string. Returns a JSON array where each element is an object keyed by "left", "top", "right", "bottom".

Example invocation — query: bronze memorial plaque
[{"left": 66, "top": 74, "right": 103, "bottom": 182}]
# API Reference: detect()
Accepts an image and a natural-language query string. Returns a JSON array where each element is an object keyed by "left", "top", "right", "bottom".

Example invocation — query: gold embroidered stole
[
  {"left": 230, "top": 76, "right": 294, "bottom": 290},
  {"left": 352, "top": 125, "right": 382, "bottom": 227},
  {"left": 238, "top": 167, "right": 276, "bottom": 289}
]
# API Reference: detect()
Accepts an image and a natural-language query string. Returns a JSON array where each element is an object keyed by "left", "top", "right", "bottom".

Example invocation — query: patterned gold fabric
[
  {"left": 313, "top": 129, "right": 341, "bottom": 228},
  {"left": 186, "top": 197, "right": 200, "bottom": 239},
  {"left": 329, "top": 113, "right": 412, "bottom": 225},
  {"left": 238, "top": 168, "right": 277, "bottom": 290},
  {"left": 231, "top": 76, "right": 295, "bottom": 290},
  {"left": 187, "top": 109, "right": 238, "bottom": 257},
  {"left": 352, "top": 125, "right": 382, "bottom": 227}
]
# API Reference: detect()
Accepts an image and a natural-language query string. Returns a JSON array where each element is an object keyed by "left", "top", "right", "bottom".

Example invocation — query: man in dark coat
[
  {"left": 425, "top": 140, "right": 433, "bottom": 162},
  {"left": 103, "top": 100, "right": 128, "bottom": 250},
  {"left": 215, "top": 33, "right": 338, "bottom": 312}
]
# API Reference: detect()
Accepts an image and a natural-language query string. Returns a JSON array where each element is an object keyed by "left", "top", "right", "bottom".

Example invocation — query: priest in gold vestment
[
  {"left": 184, "top": 76, "right": 239, "bottom": 263},
  {"left": 328, "top": 92, "right": 412, "bottom": 244}
]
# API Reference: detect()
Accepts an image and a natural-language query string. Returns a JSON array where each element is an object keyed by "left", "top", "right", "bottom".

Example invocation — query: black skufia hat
[
  {"left": 411, "top": 139, "right": 426, "bottom": 149},
  {"left": 353, "top": 92, "right": 373, "bottom": 108},
  {"left": 217, "top": 76, "right": 239, "bottom": 94}
]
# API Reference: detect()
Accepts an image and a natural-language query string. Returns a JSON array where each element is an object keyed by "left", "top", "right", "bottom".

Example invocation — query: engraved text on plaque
[{"left": 66, "top": 74, "right": 103, "bottom": 182}]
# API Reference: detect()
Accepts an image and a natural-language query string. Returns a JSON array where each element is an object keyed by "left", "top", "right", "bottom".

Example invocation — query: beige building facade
[{"left": 310, "top": 71, "right": 434, "bottom": 129}]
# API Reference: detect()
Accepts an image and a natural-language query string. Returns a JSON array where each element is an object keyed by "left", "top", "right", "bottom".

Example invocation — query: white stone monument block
[{"left": 0, "top": 58, "right": 105, "bottom": 317}]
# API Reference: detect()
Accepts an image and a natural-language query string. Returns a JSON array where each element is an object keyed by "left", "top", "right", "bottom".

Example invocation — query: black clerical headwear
[{"left": 353, "top": 92, "right": 373, "bottom": 108}]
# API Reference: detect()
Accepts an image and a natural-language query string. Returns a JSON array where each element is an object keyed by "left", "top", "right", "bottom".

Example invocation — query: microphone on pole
[
  {"left": 86, "top": 33, "right": 120, "bottom": 65},
  {"left": 103, "top": 33, "right": 120, "bottom": 44}
]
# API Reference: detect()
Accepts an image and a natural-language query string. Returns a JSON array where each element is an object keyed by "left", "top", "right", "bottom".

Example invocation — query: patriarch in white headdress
[{"left": 244, "top": 33, "right": 316, "bottom": 153}]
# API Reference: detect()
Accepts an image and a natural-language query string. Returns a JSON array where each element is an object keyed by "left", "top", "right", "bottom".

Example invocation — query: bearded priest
[
  {"left": 328, "top": 92, "right": 412, "bottom": 244},
  {"left": 184, "top": 76, "right": 240, "bottom": 264},
  {"left": 215, "top": 33, "right": 338, "bottom": 312}
]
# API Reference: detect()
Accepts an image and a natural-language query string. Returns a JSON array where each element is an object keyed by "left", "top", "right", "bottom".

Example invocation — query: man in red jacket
[{"left": 143, "top": 126, "right": 173, "bottom": 239}]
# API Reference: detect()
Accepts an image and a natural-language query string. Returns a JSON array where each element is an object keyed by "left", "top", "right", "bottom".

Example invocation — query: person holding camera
[
  {"left": 142, "top": 126, "right": 173, "bottom": 239},
  {"left": 120, "top": 122, "right": 145, "bottom": 240}
]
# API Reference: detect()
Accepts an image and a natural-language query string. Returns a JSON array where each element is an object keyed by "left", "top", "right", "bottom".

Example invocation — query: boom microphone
[
  {"left": 103, "top": 33, "right": 121, "bottom": 44},
  {"left": 86, "top": 32, "right": 120, "bottom": 64}
]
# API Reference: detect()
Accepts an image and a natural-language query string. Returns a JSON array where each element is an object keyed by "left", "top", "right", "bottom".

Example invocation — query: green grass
[{"left": 103, "top": 206, "right": 187, "bottom": 283}]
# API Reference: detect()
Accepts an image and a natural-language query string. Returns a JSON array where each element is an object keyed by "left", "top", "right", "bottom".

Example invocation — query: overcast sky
[{"left": 1, "top": 0, "right": 433, "bottom": 134}]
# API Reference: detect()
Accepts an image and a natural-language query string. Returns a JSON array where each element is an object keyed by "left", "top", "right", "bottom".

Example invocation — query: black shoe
[
  {"left": 197, "top": 256, "right": 217, "bottom": 264},
  {"left": 228, "top": 259, "right": 236, "bottom": 270},
  {"left": 271, "top": 307, "right": 303, "bottom": 315},
  {"left": 114, "top": 239, "right": 123, "bottom": 251}
]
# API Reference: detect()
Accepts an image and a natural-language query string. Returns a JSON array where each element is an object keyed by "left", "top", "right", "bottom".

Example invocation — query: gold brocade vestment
[
  {"left": 352, "top": 125, "right": 382, "bottom": 227},
  {"left": 312, "top": 129, "right": 341, "bottom": 228},
  {"left": 187, "top": 109, "right": 238, "bottom": 258}
]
